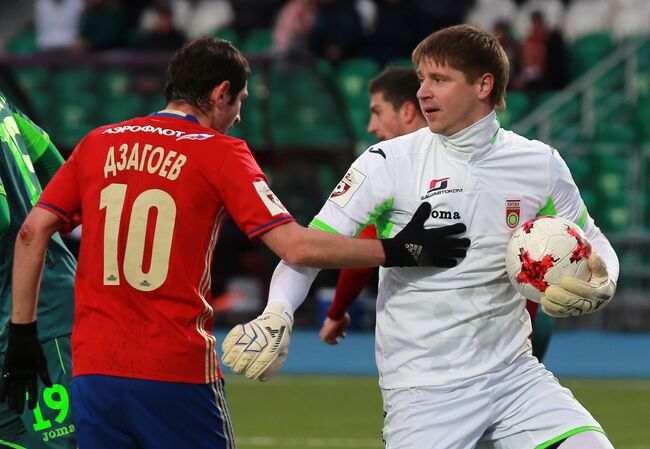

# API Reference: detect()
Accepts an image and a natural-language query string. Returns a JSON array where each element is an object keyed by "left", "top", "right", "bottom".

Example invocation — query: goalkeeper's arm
[
  {"left": 221, "top": 262, "right": 318, "bottom": 381},
  {"left": 222, "top": 203, "right": 469, "bottom": 381}
]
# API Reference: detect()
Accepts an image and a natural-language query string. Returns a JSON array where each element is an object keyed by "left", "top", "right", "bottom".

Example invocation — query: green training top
[{"left": 0, "top": 92, "right": 75, "bottom": 349}]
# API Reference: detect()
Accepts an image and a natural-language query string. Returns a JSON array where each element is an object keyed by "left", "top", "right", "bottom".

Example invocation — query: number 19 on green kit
[{"left": 31, "top": 384, "right": 75, "bottom": 442}]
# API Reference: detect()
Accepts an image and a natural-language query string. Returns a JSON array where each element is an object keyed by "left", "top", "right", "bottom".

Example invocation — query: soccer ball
[{"left": 505, "top": 216, "right": 592, "bottom": 303}]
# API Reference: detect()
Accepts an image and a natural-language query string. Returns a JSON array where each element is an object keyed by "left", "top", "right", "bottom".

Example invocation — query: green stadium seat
[
  {"left": 51, "top": 67, "right": 96, "bottom": 97},
  {"left": 28, "top": 89, "right": 51, "bottom": 117},
  {"left": 49, "top": 94, "right": 98, "bottom": 148},
  {"left": 348, "top": 105, "right": 372, "bottom": 141},
  {"left": 499, "top": 91, "right": 530, "bottom": 127},
  {"left": 387, "top": 58, "right": 413, "bottom": 69},
  {"left": 99, "top": 95, "right": 147, "bottom": 124},
  {"left": 268, "top": 64, "right": 348, "bottom": 147},
  {"left": 593, "top": 154, "right": 628, "bottom": 202},
  {"left": 598, "top": 205, "right": 630, "bottom": 232},
  {"left": 635, "top": 96, "right": 650, "bottom": 143},
  {"left": 146, "top": 93, "right": 167, "bottom": 113},
  {"left": 240, "top": 28, "right": 272, "bottom": 55},
  {"left": 13, "top": 67, "right": 49, "bottom": 92},
  {"left": 6, "top": 28, "right": 36, "bottom": 55},
  {"left": 564, "top": 157, "right": 592, "bottom": 189},
  {"left": 335, "top": 59, "right": 380, "bottom": 103},
  {"left": 317, "top": 58, "right": 335, "bottom": 78},
  {"left": 568, "top": 33, "right": 616, "bottom": 80},
  {"left": 213, "top": 28, "right": 238, "bottom": 46},
  {"left": 580, "top": 187, "right": 597, "bottom": 212},
  {"left": 97, "top": 69, "right": 132, "bottom": 97},
  {"left": 593, "top": 124, "right": 636, "bottom": 143}
]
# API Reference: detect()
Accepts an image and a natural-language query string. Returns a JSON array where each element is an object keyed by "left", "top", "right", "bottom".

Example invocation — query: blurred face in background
[
  {"left": 367, "top": 92, "right": 407, "bottom": 140},
  {"left": 416, "top": 59, "right": 493, "bottom": 136}
]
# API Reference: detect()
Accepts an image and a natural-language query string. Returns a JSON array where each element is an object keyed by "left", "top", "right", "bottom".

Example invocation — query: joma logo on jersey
[{"left": 431, "top": 210, "right": 461, "bottom": 220}]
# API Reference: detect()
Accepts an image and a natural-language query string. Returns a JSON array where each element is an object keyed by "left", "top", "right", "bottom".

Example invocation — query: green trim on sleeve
[
  {"left": 373, "top": 198, "right": 395, "bottom": 239},
  {"left": 0, "top": 183, "right": 5, "bottom": 197},
  {"left": 309, "top": 218, "right": 341, "bottom": 234},
  {"left": 535, "top": 426, "right": 606, "bottom": 449},
  {"left": 311, "top": 198, "right": 395, "bottom": 238},
  {"left": 33, "top": 142, "right": 64, "bottom": 186},
  {"left": 0, "top": 115, "right": 40, "bottom": 205},
  {"left": 0, "top": 192, "right": 9, "bottom": 234},
  {"left": 0, "top": 438, "right": 29, "bottom": 449},
  {"left": 577, "top": 205, "right": 588, "bottom": 228},
  {"left": 536, "top": 196, "right": 557, "bottom": 217},
  {"left": 13, "top": 112, "right": 51, "bottom": 161}
]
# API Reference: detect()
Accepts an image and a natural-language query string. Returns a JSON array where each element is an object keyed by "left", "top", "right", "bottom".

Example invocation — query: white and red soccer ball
[{"left": 506, "top": 216, "right": 592, "bottom": 303}]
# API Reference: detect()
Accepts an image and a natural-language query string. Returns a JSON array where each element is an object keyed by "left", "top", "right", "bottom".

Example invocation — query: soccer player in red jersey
[{"left": 2, "top": 37, "right": 467, "bottom": 449}]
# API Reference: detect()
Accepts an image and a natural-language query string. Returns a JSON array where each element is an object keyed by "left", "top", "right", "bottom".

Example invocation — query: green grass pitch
[{"left": 225, "top": 375, "right": 650, "bottom": 449}]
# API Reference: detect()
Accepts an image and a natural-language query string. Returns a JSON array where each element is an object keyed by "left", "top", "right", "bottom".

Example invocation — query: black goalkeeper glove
[
  {"left": 381, "top": 202, "right": 470, "bottom": 267},
  {"left": 0, "top": 322, "right": 52, "bottom": 414}
]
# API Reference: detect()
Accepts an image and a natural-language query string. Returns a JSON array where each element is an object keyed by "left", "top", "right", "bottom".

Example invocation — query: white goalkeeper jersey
[{"left": 305, "top": 111, "right": 619, "bottom": 389}]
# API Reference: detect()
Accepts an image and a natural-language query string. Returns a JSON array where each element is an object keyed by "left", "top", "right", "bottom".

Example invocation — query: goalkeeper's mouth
[{"left": 423, "top": 107, "right": 440, "bottom": 116}]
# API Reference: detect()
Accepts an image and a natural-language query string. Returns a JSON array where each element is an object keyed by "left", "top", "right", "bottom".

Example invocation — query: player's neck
[
  {"left": 164, "top": 102, "right": 210, "bottom": 128},
  {"left": 440, "top": 110, "right": 499, "bottom": 154}
]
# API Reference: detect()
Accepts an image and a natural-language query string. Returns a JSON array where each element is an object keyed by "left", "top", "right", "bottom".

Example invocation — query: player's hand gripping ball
[{"left": 506, "top": 216, "right": 615, "bottom": 317}]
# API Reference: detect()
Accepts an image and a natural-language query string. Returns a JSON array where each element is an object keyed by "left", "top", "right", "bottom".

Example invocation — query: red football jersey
[{"left": 37, "top": 113, "right": 294, "bottom": 383}]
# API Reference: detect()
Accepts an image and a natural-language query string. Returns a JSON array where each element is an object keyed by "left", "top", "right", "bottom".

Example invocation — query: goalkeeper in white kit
[{"left": 223, "top": 24, "right": 620, "bottom": 449}]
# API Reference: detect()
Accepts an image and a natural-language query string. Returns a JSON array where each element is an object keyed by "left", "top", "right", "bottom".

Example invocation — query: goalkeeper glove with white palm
[
  {"left": 221, "top": 303, "right": 293, "bottom": 381},
  {"left": 541, "top": 253, "right": 616, "bottom": 317}
]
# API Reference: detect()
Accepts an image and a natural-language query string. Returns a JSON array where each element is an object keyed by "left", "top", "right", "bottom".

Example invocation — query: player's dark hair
[
  {"left": 165, "top": 36, "right": 250, "bottom": 112},
  {"left": 368, "top": 67, "right": 423, "bottom": 117},
  {"left": 412, "top": 24, "right": 509, "bottom": 110}
]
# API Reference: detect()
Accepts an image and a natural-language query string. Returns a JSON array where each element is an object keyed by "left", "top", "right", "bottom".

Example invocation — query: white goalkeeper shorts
[{"left": 381, "top": 352, "right": 605, "bottom": 449}]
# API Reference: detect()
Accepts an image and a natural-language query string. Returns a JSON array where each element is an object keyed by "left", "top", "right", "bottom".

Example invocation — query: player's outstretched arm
[
  {"left": 223, "top": 203, "right": 471, "bottom": 381},
  {"left": 541, "top": 253, "right": 616, "bottom": 317},
  {"left": 260, "top": 202, "right": 470, "bottom": 269}
]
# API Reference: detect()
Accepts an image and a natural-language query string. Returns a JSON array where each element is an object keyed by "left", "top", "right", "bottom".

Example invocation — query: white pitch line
[{"left": 237, "top": 436, "right": 382, "bottom": 448}]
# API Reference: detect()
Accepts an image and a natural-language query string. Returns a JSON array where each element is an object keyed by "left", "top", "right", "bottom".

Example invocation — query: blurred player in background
[
  {"left": 224, "top": 24, "right": 620, "bottom": 449},
  {"left": 0, "top": 92, "right": 76, "bottom": 448},
  {"left": 319, "top": 66, "right": 427, "bottom": 342},
  {"left": 2, "top": 37, "right": 466, "bottom": 449},
  {"left": 320, "top": 66, "right": 555, "bottom": 363}
]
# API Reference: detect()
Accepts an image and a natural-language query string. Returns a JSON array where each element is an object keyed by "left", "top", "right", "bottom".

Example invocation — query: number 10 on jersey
[{"left": 100, "top": 183, "right": 176, "bottom": 291}]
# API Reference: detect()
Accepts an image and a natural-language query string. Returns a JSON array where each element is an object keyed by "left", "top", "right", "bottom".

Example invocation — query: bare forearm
[
  {"left": 12, "top": 227, "right": 50, "bottom": 323},
  {"left": 11, "top": 208, "right": 63, "bottom": 323},
  {"left": 262, "top": 222, "right": 385, "bottom": 269},
  {"left": 293, "top": 230, "right": 385, "bottom": 268}
]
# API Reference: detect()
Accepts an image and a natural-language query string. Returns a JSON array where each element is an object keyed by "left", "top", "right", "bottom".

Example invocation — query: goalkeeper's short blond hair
[{"left": 412, "top": 24, "right": 509, "bottom": 111}]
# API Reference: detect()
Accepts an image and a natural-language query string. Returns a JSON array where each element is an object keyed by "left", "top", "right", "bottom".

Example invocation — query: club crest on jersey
[
  {"left": 328, "top": 168, "right": 366, "bottom": 208},
  {"left": 506, "top": 199, "right": 521, "bottom": 228},
  {"left": 253, "top": 180, "right": 288, "bottom": 216},
  {"left": 176, "top": 133, "right": 214, "bottom": 141}
]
